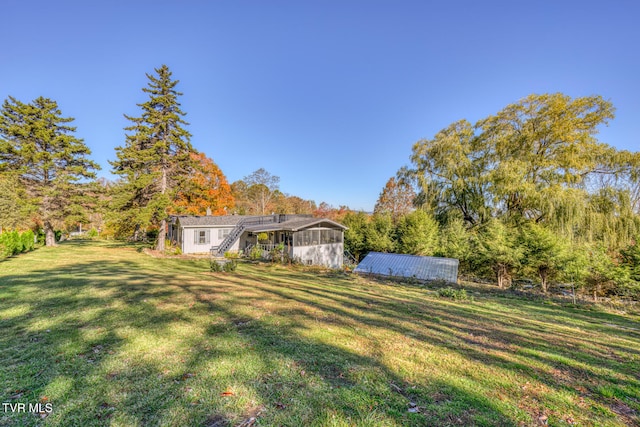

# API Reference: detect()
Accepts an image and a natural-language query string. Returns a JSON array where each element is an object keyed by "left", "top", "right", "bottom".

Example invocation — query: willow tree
[
  {"left": 407, "top": 119, "right": 491, "bottom": 225},
  {"left": 0, "top": 96, "right": 99, "bottom": 245},
  {"left": 478, "top": 93, "right": 615, "bottom": 222},
  {"left": 110, "top": 65, "right": 193, "bottom": 251},
  {"left": 406, "top": 94, "right": 640, "bottom": 247}
]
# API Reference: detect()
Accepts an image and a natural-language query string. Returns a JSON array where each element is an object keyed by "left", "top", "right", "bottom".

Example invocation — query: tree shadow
[{"left": 0, "top": 241, "right": 637, "bottom": 426}]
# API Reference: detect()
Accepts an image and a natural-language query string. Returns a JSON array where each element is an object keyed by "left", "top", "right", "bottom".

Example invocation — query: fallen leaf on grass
[
  {"left": 181, "top": 373, "right": 195, "bottom": 380},
  {"left": 275, "top": 402, "right": 286, "bottom": 410},
  {"left": 220, "top": 390, "right": 234, "bottom": 397}
]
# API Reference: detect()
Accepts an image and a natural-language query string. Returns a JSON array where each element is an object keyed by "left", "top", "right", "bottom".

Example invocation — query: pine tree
[
  {"left": 110, "top": 65, "right": 193, "bottom": 251},
  {"left": 0, "top": 96, "right": 99, "bottom": 245}
]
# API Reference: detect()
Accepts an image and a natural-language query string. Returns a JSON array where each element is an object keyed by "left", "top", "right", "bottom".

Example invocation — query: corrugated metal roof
[{"left": 354, "top": 252, "right": 458, "bottom": 283}]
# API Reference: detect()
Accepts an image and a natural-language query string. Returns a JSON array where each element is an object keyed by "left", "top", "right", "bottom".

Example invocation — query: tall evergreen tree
[
  {"left": 0, "top": 96, "right": 99, "bottom": 245},
  {"left": 110, "top": 65, "right": 193, "bottom": 251}
]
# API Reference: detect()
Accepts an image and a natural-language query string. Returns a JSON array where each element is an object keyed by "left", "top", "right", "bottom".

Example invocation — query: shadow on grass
[{"left": 0, "top": 241, "right": 638, "bottom": 426}]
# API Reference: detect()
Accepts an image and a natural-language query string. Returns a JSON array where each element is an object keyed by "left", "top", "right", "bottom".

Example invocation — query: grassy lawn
[{"left": 1, "top": 241, "right": 639, "bottom": 426}]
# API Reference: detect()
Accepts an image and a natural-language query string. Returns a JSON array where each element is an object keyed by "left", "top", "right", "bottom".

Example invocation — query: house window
[
  {"left": 194, "top": 229, "right": 210, "bottom": 245},
  {"left": 218, "top": 229, "right": 231, "bottom": 240}
]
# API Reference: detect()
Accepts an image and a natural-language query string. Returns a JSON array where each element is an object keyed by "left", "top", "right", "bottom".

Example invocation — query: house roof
[
  {"left": 245, "top": 218, "right": 347, "bottom": 233},
  {"left": 173, "top": 215, "right": 346, "bottom": 231},
  {"left": 354, "top": 252, "right": 459, "bottom": 283},
  {"left": 175, "top": 215, "right": 257, "bottom": 227}
]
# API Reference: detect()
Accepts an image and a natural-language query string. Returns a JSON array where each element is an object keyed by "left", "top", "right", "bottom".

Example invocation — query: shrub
[
  {"left": 20, "top": 230, "right": 35, "bottom": 252},
  {"left": 210, "top": 259, "right": 223, "bottom": 272},
  {"left": 249, "top": 245, "right": 263, "bottom": 261},
  {"left": 0, "top": 230, "right": 23, "bottom": 257},
  {"left": 210, "top": 259, "right": 237, "bottom": 272},
  {"left": 223, "top": 259, "right": 238, "bottom": 272},
  {"left": 87, "top": 228, "right": 99, "bottom": 239},
  {"left": 437, "top": 287, "right": 470, "bottom": 301},
  {"left": 224, "top": 251, "right": 240, "bottom": 259}
]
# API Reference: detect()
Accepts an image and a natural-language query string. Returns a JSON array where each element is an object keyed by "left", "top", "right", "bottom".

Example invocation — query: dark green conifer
[
  {"left": 110, "top": 65, "right": 193, "bottom": 251},
  {"left": 0, "top": 96, "right": 99, "bottom": 245}
]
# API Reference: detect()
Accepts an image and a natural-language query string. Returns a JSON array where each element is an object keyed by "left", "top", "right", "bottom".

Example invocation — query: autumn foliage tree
[
  {"left": 373, "top": 177, "right": 415, "bottom": 222},
  {"left": 172, "top": 151, "right": 234, "bottom": 215}
]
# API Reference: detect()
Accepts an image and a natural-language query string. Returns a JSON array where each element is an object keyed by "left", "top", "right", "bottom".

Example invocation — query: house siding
[
  {"left": 292, "top": 243, "right": 344, "bottom": 268},
  {"left": 181, "top": 227, "right": 236, "bottom": 254}
]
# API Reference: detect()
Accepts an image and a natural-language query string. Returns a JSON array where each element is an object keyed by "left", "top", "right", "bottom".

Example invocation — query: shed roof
[{"left": 354, "top": 252, "right": 458, "bottom": 283}]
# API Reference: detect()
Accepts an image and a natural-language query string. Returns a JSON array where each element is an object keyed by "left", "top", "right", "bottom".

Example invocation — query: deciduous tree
[
  {"left": 374, "top": 177, "right": 415, "bottom": 222},
  {"left": 172, "top": 151, "right": 234, "bottom": 215},
  {"left": 242, "top": 168, "right": 280, "bottom": 214}
]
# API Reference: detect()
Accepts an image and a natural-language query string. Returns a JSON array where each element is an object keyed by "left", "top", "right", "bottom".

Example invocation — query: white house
[{"left": 169, "top": 214, "right": 347, "bottom": 268}]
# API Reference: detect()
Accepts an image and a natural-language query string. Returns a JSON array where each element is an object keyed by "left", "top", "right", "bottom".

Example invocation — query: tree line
[
  {"left": 344, "top": 93, "right": 640, "bottom": 300},
  {"left": 0, "top": 65, "right": 326, "bottom": 252},
  {"left": 2, "top": 68, "right": 639, "bottom": 300}
]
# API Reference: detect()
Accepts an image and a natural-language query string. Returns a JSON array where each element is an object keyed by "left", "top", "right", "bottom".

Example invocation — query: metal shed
[{"left": 354, "top": 252, "right": 459, "bottom": 283}]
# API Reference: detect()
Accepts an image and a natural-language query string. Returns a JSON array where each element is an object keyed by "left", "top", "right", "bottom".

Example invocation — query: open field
[{"left": 0, "top": 241, "right": 639, "bottom": 426}]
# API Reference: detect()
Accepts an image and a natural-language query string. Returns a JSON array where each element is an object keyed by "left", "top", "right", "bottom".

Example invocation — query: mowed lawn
[{"left": 0, "top": 241, "right": 639, "bottom": 426}]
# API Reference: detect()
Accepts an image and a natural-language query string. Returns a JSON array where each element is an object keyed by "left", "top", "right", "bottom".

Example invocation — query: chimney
[{"left": 206, "top": 207, "right": 212, "bottom": 216}]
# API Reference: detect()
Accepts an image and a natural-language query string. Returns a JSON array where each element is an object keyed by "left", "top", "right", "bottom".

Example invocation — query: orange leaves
[{"left": 171, "top": 151, "right": 235, "bottom": 215}]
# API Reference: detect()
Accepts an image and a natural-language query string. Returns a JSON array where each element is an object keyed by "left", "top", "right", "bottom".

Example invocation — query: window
[
  {"left": 194, "top": 229, "right": 210, "bottom": 245},
  {"left": 218, "top": 228, "right": 231, "bottom": 240}
]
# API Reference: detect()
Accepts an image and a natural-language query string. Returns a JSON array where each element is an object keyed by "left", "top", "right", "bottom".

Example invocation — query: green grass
[{"left": 1, "top": 240, "right": 639, "bottom": 426}]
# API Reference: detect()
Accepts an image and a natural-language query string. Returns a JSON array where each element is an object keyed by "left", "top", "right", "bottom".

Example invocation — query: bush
[
  {"left": 224, "top": 251, "right": 240, "bottom": 259},
  {"left": 210, "top": 259, "right": 223, "bottom": 272},
  {"left": 249, "top": 245, "right": 263, "bottom": 261},
  {"left": 223, "top": 259, "right": 238, "bottom": 272},
  {"left": 87, "top": 228, "right": 99, "bottom": 239},
  {"left": 437, "top": 287, "right": 471, "bottom": 301},
  {"left": 0, "top": 230, "right": 23, "bottom": 257},
  {"left": 210, "top": 259, "right": 238, "bottom": 272},
  {"left": 20, "top": 230, "right": 35, "bottom": 252}
]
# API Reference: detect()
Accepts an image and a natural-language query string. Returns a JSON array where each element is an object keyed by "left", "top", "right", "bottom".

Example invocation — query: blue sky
[{"left": 2, "top": 1, "right": 638, "bottom": 211}]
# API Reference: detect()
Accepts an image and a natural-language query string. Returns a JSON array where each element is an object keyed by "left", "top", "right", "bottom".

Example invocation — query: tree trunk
[
  {"left": 156, "top": 218, "right": 166, "bottom": 251},
  {"left": 45, "top": 222, "right": 56, "bottom": 246},
  {"left": 539, "top": 267, "right": 549, "bottom": 293},
  {"left": 495, "top": 264, "right": 510, "bottom": 289},
  {"left": 156, "top": 165, "right": 168, "bottom": 252}
]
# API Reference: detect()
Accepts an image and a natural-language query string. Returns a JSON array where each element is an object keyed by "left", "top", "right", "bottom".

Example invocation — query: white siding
[
  {"left": 292, "top": 243, "right": 344, "bottom": 268},
  {"left": 181, "top": 226, "right": 236, "bottom": 254}
]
